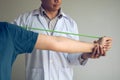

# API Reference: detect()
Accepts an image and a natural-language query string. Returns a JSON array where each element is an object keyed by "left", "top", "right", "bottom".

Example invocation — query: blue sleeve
[{"left": 6, "top": 22, "right": 38, "bottom": 54}]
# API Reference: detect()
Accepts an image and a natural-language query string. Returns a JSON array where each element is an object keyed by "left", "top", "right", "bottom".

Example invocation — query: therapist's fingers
[{"left": 91, "top": 44, "right": 99, "bottom": 58}]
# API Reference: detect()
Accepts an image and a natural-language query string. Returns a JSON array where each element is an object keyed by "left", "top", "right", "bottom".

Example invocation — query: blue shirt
[
  {"left": 0, "top": 22, "right": 38, "bottom": 80},
  {"left": 14, "top": 7, "right": 88, "bottom": 80}
]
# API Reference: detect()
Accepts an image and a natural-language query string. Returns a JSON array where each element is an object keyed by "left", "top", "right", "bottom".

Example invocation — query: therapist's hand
[
  {"left": 94, "top": 36, "right": 112, "bottom": 56},
  {"left": 81, "top": 44, "right": 105, "bottom": 59},
  {"left": 81, "top": 36, "right": 112, "bottom": 59}
]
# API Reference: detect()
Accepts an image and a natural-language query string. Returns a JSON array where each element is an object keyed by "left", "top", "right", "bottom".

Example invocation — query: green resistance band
[{"left": 22, "top": 26, "right": 101, "bottom": 39}]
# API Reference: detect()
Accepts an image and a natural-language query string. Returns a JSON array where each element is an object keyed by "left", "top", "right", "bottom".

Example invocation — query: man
[
  {"left": 13, "top": 0, "right": 112, "bottom": 80},
  {"left": 0, "top": 22, "right": 112, "bottom": 80}
]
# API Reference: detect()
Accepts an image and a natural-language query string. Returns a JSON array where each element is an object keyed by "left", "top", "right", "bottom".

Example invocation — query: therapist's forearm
[{"left": 35, "top": 34, "right": 96, "bottom": 53}]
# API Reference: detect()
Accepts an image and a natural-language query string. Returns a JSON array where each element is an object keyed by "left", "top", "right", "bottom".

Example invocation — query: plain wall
[{"left": 0, "top": 0, "right": 120, "bottom": 80}]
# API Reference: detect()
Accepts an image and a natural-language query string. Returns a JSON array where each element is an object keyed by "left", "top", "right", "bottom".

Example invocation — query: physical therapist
[{"left": 13, "top": 0, "right": 111, "bottom": 80}]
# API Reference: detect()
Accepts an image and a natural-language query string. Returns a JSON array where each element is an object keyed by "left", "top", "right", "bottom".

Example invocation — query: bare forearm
[
  {"left": 35, "top": 34, "right": 95, "bottom": 53},
  {"left": 53, "top": 36, "right": 95, "bottom": 53}
]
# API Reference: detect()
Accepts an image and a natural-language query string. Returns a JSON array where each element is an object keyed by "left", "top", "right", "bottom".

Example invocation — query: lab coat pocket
[
  {"left": 59, "top": 68, "right": 73, "bottom": 80},
  {"left": 28, "top": 68, "right": 44, "bottom": 80}
]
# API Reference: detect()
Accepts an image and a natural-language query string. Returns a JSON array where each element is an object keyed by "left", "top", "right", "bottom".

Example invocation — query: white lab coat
[{"left": 14, "top": 9, "right": 88, "bottom": 80}]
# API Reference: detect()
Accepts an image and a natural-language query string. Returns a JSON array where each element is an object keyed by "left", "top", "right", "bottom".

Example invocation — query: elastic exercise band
[{"left": 22, "top": 26, "right": 101, "bottom": 38}]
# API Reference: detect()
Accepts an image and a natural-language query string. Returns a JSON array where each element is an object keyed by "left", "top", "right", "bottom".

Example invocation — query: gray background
[{"left": 0, "top": 0, "right": 120, "bottom": 80}]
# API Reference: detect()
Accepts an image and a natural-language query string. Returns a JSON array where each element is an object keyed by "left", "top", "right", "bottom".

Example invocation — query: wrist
[{"left": 81, "top": 53, "right": 90, "bottom": 60}]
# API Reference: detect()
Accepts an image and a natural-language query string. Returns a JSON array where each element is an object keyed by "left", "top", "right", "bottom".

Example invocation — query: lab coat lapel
[
  {"left": 52, "top": 18, "right": 66, "bottom": 36},
  {"left": 38, "top": 15, "right": 51, "bottom": 35}
]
